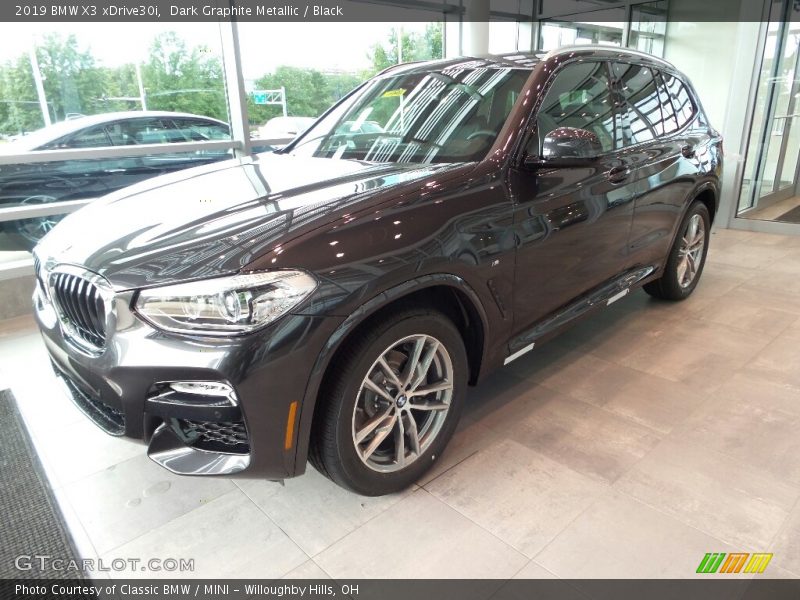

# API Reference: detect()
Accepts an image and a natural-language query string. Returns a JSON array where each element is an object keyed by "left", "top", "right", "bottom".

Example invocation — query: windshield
[{"left": 285, "top": 67, "right": 530, "bottom": 164}]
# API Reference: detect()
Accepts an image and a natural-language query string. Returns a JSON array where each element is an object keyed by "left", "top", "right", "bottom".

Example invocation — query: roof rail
[{"left": 543, "top": 45, "right": 677, "bottom": 70}]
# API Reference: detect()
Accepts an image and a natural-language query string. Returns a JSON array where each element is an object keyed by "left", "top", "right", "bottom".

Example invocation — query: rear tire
[
  {"left": 310, "top": 307, "right": 468, "bottom": 496},
  {"left": 644, "top": 201, "right": 710, "bottom": 301}
]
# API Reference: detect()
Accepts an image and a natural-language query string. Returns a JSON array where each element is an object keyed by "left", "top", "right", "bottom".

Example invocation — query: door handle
[
  {"left": 681, "top": 145, "right": 696, "bottom": 158},
  {"left": 607, "top": 166, "right": 630, "bottom": 184}
]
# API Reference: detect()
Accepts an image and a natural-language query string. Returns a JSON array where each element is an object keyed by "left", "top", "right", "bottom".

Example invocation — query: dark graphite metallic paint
[{"left": 32, "top": 48, "right": 721, "bottom": 487}]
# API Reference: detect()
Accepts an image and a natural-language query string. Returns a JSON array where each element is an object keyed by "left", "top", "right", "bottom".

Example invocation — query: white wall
[{"left": 664, "top": 0, "right": 765, "bottom": 225}]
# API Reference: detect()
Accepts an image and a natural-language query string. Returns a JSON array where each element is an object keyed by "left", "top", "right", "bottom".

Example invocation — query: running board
[{"left": 504, "top": 266, "right": 656, "bottom": 362}]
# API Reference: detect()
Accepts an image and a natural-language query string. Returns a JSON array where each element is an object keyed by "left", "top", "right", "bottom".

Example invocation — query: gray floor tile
[
  {"left": 315, "top": 489, "right": 528, "bottom": 578},
  {"left": 63, "top": 454, "right": 235, "bottom": 555},
  {"left": 236, "top": 466, "right": 409, "bottom": 556},
  {"left": 674, "top": 374, "right": 800, "bottom": 486},
  {"left": 36, "top": 418, "right": 144, "bottom": 487},
  {"left": 749, "top": 333, "right": 800, "bottom": 388},
  {"left": 479, "top": 385, "right": 663, "bottom": 484},
  {"left": 282, "top": 560, "right": 331, "bottom": 579},
  {"left": 515, "top": 352, "right": 710, "bottom": 434},
  {"left": 771, "top": 503, "right": 800, "bottom": 578},
  {"left": 102, "top": 490, "right": 308, "bottom": 579},
  {"left": 615, "top": 439, "right": 800, "bottom": 549},
  {"left": 426, "top": 438, "right": 607, "bottom": 558},
  {"left": 535, "top": 490, "right": 741, "bottom": 579}
]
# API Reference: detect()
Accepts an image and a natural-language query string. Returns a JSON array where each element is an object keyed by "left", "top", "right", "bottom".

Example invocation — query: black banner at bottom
[{"left": 2, "top": 579, "right": 800, "bottom": 600}]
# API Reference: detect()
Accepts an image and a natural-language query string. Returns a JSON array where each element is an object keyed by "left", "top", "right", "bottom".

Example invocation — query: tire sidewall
[{"left": 330, "top": 311, "right": 468, "bottom": 495}]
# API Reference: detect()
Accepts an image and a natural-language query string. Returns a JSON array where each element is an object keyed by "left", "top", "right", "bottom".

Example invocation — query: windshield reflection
[{"left": 286, "top": 66, "right": 530, "bottom": 164}]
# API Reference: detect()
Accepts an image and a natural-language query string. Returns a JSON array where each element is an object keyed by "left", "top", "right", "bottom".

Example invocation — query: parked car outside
[
  {"left": 32, "top": 48, "right": 721, "bottom": 495},
  {"left": 255, "top": 116, "right": 315, "bottom": 147},
  {"left": 0, "top": 111, "right": 234, "bottom": 250}
]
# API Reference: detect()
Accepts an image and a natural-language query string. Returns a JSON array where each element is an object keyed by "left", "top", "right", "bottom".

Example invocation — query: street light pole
[
  {"left": 135, "top": 63, "right": 147, "bottom": 111},
  {"left": 29, "top": 45, "right": 51, "bottom": 127}
]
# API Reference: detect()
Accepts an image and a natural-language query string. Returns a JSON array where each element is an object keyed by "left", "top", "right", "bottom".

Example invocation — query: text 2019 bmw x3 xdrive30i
[{"left": 32, "top": 47, "right": 721, "bottom": 495}]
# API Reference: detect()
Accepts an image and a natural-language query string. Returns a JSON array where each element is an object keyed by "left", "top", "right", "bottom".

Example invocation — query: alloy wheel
[
  {"left": 16, "top": 195, "right": 61, "bottom": 244},
  {"left": 677, "top": 213, "right": 706, "bottom": 288},
  {"left": 351, "top": 334, "right": 453, "bottom": 473}
]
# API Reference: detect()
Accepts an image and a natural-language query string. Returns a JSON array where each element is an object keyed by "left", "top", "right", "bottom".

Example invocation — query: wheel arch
[
  {"left": 663, "top": 180, "right": 718, "bottom": 261},
  {"left": 291, "top": 274, "right": 490, "bottom": 475}
]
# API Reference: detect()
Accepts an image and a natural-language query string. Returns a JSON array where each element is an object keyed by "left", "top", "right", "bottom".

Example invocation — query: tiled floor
[{"left": 1, "top": 228, "right": 800, "bottom": 580}]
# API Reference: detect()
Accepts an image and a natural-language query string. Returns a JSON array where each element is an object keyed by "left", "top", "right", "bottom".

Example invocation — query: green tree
[
  {"left": 141, "top": 31, "right": 228, "bottom": 121},
  {"left": 368, "top": 23, "right": 444, "bottom": 75},
  {"left": 0, "top": 54, "right": 42, "bottom": 135},
  {"left": 35, "top": 33, "right": 106, "bottom": 119},
  {"left": 247, "top": 66, "right": 361, "bottom": 127}
]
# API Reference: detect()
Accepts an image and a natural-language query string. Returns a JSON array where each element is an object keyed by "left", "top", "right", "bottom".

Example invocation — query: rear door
[{"left": 613, "top": 63, "right": 700, "bottom": 267}]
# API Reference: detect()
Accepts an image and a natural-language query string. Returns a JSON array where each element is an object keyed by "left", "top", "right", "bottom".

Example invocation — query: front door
[{"left": 509, "top": 60, "right": 638, "bottom": 335}]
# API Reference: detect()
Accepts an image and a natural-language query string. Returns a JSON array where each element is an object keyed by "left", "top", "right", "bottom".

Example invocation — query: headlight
[{"left": 135, "top": 271, "right": 317, "bottom": 335}]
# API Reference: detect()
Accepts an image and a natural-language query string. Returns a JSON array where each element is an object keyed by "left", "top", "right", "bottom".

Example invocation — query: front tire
[
  {"left": 310, "top": 307, "right": 468, "bottom": 496},
  {"left": 644, "top": 201, "right": 710, "bottom": 301}
]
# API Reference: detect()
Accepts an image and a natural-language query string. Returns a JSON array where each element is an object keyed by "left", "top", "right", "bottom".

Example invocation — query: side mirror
[{"left": 525, "top": 127, "right": 603, "bottom": 168}]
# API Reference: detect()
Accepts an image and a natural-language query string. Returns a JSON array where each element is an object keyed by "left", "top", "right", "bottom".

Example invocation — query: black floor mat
[
  {"left": 0, "top": 389, "right": 83, "bottom": 580},
  {"left": 777, "top": 204, "right": 800, "bottom": 223}
]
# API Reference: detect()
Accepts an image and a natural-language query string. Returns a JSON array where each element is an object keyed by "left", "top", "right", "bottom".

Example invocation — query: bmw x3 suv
[{"left": 32, "top": 47, "right": 721, "bottom": 495}]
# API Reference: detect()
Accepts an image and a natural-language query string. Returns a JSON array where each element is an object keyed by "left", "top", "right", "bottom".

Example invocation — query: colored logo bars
[{"left": 696, "top": 553, "right": 773, "bottom": 574}]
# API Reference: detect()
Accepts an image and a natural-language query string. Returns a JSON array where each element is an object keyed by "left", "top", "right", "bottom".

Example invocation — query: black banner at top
[{"left": 0, "top": 0, "right": 790, "bottom": 23}]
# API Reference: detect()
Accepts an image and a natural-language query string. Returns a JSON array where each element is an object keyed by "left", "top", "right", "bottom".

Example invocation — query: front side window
[
  {"left": 533, "top": 61, "right": 617, "bottom": 155},
  {"left": 611, "top": 62, "right": 663, "bottom": 145},
  {"left": 59, "top": 126, "right": 111, "bottom": 149},
  {"left": 286, "top": 67, "right": 530, "bottom": 164}
]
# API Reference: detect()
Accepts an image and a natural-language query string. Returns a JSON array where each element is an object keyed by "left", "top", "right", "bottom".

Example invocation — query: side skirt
[{"left": 503, "top": 265, "right": 657, "bottom": 364}]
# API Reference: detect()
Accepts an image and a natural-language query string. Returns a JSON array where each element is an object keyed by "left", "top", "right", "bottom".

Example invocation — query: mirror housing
[{"left": 525, "top": 127, "right": 603, "bottom": 169}]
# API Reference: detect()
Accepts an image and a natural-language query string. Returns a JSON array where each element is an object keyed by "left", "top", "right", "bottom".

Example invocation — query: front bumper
[{"left": 33, "top": 283, "right": 342, "bottom": 479}]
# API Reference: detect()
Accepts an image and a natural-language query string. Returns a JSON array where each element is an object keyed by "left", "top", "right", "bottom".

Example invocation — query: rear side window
[
  {"left": 662, "top": 72, "right": 696, "bottom": 129},
  {"left": 535, "top": 61, "right": 617, "bottom": 154},
  {"left": 611, "top": 62, "right": 664, "bottom": 145},
  {"left": 171, "top": 118, "right": 231, "bottom": 141}
]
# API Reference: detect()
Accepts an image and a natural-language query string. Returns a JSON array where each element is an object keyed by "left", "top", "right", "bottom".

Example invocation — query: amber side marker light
[{"left": 284, "top": 401, "right": 299, "bottom": 450}]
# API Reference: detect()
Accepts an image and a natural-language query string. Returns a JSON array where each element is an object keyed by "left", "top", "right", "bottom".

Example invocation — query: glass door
[
  {"left": 759, "top": 22, "right": 800, "bottom": 204},
  {"left": 739, "top": 1, "right": 800, "bottom": 222}
]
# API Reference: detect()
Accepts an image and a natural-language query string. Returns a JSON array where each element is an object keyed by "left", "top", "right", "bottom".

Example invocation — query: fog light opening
[
  {"left": 149, "top": 380, "right": 239, "bottom": 408},
  {"left": 169, "top": 381, "right": 238, "bottom": 405}
]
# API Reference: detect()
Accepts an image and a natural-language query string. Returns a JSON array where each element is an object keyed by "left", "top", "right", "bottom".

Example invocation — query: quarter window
[
  {"left": 662, "top": 72, "right": 696, "bottom": 129},
  {"left": 534, "top": 61, "right": 617, "bottom": 155},
  {"left": 654, "top": 71, "right": 680, "bottom": 134}
]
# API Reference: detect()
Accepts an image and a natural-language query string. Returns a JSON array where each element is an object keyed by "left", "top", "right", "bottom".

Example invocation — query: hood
[{"left": 36, "top": 153, "right": 470, "bottom": 290}]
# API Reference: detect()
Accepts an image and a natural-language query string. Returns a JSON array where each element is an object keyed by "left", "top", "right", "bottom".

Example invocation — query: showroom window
[
  {"left": 238, "top": 3, "right": 446, "bottom": 150},
  {"left": 537, "top": 1, "right": 668, "bottom": 58},
  {"left": 628, "top": 1, "right": 668, "bottom": 56},
  {"left": 0, "top": 23, "right": 234, "bottom": 269}
]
